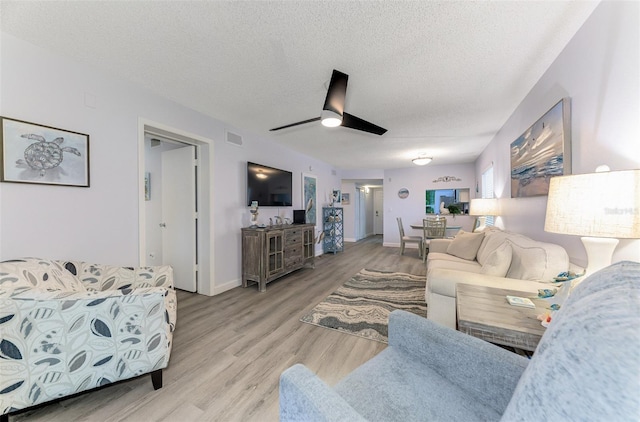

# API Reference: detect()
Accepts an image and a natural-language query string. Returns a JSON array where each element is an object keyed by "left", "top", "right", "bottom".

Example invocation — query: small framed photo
[
  {"left": 333, "top": 189, "right": 341, "bottom": 204},
  {"left": 341, "top": 193, "right": 350, "bottom": 205},
  {"left": 1, "top": 116, "right": 90, "bottom": 187}
]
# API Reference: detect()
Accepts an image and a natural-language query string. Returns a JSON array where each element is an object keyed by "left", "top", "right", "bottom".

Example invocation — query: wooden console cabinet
[{"left": 241, "top": 223, "right": 315, "bottom": 292}]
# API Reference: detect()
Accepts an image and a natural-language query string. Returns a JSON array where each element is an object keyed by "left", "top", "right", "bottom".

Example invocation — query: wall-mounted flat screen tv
[{"left": 247, "top": 162, "right": 293, "bottom": 206}]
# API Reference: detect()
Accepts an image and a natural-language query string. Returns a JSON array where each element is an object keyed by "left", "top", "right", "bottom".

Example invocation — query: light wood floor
[{"left": 13, "top": 236, "right": 426, "bottom": 422}]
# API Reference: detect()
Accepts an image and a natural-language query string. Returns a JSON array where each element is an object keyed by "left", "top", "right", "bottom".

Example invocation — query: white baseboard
[
  {"left": 345, "top": 234, "right": 382, "bottom": 243},
  {"left": 212, "top": 278, "right": 241, "bottom": 296}
]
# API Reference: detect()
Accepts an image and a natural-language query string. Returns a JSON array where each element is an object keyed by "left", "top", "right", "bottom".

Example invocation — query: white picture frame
[{"left": 302, "top": 173, "right": 317, "bottom": 224}]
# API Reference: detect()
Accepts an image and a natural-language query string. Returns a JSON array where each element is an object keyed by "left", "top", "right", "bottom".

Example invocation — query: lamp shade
[
  {"left": 469, "top": 198, "right": 500, "bottom": 216},
  {"left": 544, "top": 169, "right": 640, "bottom": 238}
]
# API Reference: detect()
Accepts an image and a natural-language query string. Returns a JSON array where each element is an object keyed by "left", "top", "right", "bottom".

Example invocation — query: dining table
[{"left": 410, "top": 223, "right": 462, "bottom": 238}]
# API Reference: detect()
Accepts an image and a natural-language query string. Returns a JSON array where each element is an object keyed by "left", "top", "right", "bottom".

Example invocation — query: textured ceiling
[{"left": 0, "top": 1, "right": 599, "bottom": 170}]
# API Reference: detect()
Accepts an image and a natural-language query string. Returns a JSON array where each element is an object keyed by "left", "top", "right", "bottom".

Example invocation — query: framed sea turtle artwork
[{"left": 0, "top": 117, "right": 90, "bottom": 187}]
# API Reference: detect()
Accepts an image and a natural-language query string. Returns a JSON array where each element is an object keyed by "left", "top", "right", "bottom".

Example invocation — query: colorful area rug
[{"left": 300, "top": 269, "right": 427, "bottom": 343}]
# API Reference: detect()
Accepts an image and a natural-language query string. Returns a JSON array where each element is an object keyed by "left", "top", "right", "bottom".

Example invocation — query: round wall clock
[{"left": 398, "top": 188, "right": 409, "bottom": 199}]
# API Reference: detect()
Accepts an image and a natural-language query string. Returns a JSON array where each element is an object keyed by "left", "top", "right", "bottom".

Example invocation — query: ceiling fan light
[
  {"left": 321, "top": 109, "right": 342, "bottom": 127},
  {"left": 412, "top": 156, "right": 432, "bottom": 166}
]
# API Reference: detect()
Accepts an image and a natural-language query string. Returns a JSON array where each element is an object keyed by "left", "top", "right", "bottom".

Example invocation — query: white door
[
  {"left": 373, "top": 189, "right": 384, "bottom": 235},
  {"left": 354, "top": 189, "right": 361, "bottom": 240},
  {"left": 161, "top": 146, "right": 197, "bottom": 292},
  {"left": 358, "top": 189, "right": 366, "bottom": 240}
]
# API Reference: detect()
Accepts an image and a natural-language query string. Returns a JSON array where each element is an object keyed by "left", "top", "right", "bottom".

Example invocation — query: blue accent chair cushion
[{"left": 280, "top": 261, "right": 640, "bottom": 421}]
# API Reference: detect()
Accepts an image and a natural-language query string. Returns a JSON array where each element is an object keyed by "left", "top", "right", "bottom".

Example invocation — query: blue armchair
[{"left": 280, "top": 261, "right": 640, "bottom": 421}]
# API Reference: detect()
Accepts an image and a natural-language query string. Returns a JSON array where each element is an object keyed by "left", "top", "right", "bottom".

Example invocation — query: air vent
[{"left": 225, "top": 130, "right": 243, "bottom": 147}]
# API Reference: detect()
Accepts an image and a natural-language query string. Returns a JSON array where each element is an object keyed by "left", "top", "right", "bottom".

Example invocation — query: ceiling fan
[{"left": 270, "top": 69, "right": 387, "bottom": 136}]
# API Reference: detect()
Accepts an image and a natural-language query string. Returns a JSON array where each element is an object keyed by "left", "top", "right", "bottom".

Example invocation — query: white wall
[
  {"left": 371, "top": 187, "right": 383, "bottom": 235},
  {"left": 341, "top": 181, "right": 357, "bottom": 241},
  {"left": 475, "top": 1, "right": 640, "bottom": 267},
  {"left": 0, "top": 33, "right": 341, "bottom": 295},
  {"left": 341, "top": 169, "right": 384, "bottom": 180},
  {"left": 364, "top": 187, "right": 375, "bottom": 236},
  {"left": 383, "top": 163, "right": 476, "bottom": 247}
]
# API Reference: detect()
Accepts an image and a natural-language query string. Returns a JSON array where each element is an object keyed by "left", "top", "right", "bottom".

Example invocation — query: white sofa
[
  {"left": 0, "top": 258, "right": 177, "bottom": 420},
  {"left": 426, "top": 227, "right": 577, "bottom": 329}
]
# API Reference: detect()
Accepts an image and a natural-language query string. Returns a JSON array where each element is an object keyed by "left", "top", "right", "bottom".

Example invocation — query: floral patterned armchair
[{"left": 0, "top": 258, "right": 177, "bottom": 421}]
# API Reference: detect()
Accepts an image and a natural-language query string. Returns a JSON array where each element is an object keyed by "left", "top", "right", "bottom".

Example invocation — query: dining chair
[
  {"left": 422, "top": 217, "right": 447, "bottom": 261},
  {"left": 396, "top": 217, "right": 423, "bottom": 257}
]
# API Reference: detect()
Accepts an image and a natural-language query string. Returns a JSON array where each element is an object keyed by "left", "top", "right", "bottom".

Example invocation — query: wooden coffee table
[{"left": 456, "top": 283, "right": 548, "bottom": 352}]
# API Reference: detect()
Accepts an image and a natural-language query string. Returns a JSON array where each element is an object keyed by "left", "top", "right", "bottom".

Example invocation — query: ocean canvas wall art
[{"left": 510, "top": 98, "right": 571, "bottom": 198}]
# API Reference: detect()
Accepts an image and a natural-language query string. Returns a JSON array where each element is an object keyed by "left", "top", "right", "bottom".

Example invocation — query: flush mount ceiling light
[{"left": 412, "top": 156, "right": 432, "bottom": 166}]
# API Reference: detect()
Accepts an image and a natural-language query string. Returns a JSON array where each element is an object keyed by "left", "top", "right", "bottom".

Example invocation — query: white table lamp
[
  {"left": 544, "top": 169, "right": 640, "bottom": 277},
  {"left": 469, "top": 198, "right": 500, "bottom": 232}
]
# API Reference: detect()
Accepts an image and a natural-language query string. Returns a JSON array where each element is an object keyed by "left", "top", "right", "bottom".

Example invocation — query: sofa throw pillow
[
  {"left": 480, "top": 241, "right": 513, "bottom": 277},
  {"left": 476, "top": 228, "right": 509, "bottom": 266},
  {"left": 506, "top": 241, "right": 548, "bottom": 281},
  {"left": 446, "top": 230, "right": 485, "bottom": 261}
]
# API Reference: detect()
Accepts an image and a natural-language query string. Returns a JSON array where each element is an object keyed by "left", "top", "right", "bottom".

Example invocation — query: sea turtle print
[{"left": 16, "top": 133, "right": 81, "bottom": 177}]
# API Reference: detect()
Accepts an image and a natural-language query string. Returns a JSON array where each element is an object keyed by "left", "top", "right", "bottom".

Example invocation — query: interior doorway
[
  {"left": 161, "top": 141, "right": 198, "bottom": 291},
  {"left": 138, "top": 120, "right": 213, "bottom": 295},
  {"left": 357, "top": 188, "right": 366, "bottom": 240},
  {"left": 373, "top": 189, "right": 384, "bottom": 235}
]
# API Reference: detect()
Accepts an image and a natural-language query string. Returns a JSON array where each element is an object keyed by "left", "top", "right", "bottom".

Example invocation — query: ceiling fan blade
[
  {"left": 270, "top": 117, "right": 321, "bottom": 131},
  {"left": 341, "top": 112, "right": 387, "bottom": 135},
  {"left": 323, "top": 69, "right": 348, "bottom": 115}
]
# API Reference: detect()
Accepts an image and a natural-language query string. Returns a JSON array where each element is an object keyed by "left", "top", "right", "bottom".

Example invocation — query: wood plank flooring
[{"left": 12, "top": 236, "right": 426, "bottom": 422}]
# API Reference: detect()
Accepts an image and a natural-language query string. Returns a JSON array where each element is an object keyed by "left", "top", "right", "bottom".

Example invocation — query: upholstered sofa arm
[
  {"left": 58, "top": 261, "right": 174, "bottom": 291},
  {"left": 427, "top": 238, "right": 451, "bottom": 253},
  {"left": 0, "top": 287, "right": 176, "bottom": 412},
  {"left": 280, "top": 364, "right": 366, "bottom": 422},
  {"left": 7, "top": 286, "right": 177, "bottom": 332},
  {"left": 388, "top": 311, "right": 528, "bottom": 414},
  {"left": 133, "top": 265, "right": 173, "bottom": 288}
]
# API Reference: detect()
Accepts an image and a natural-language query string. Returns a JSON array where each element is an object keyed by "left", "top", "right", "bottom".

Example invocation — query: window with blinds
[{"left": 482, "top": 166, "right": 495, "bottom": 226}]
